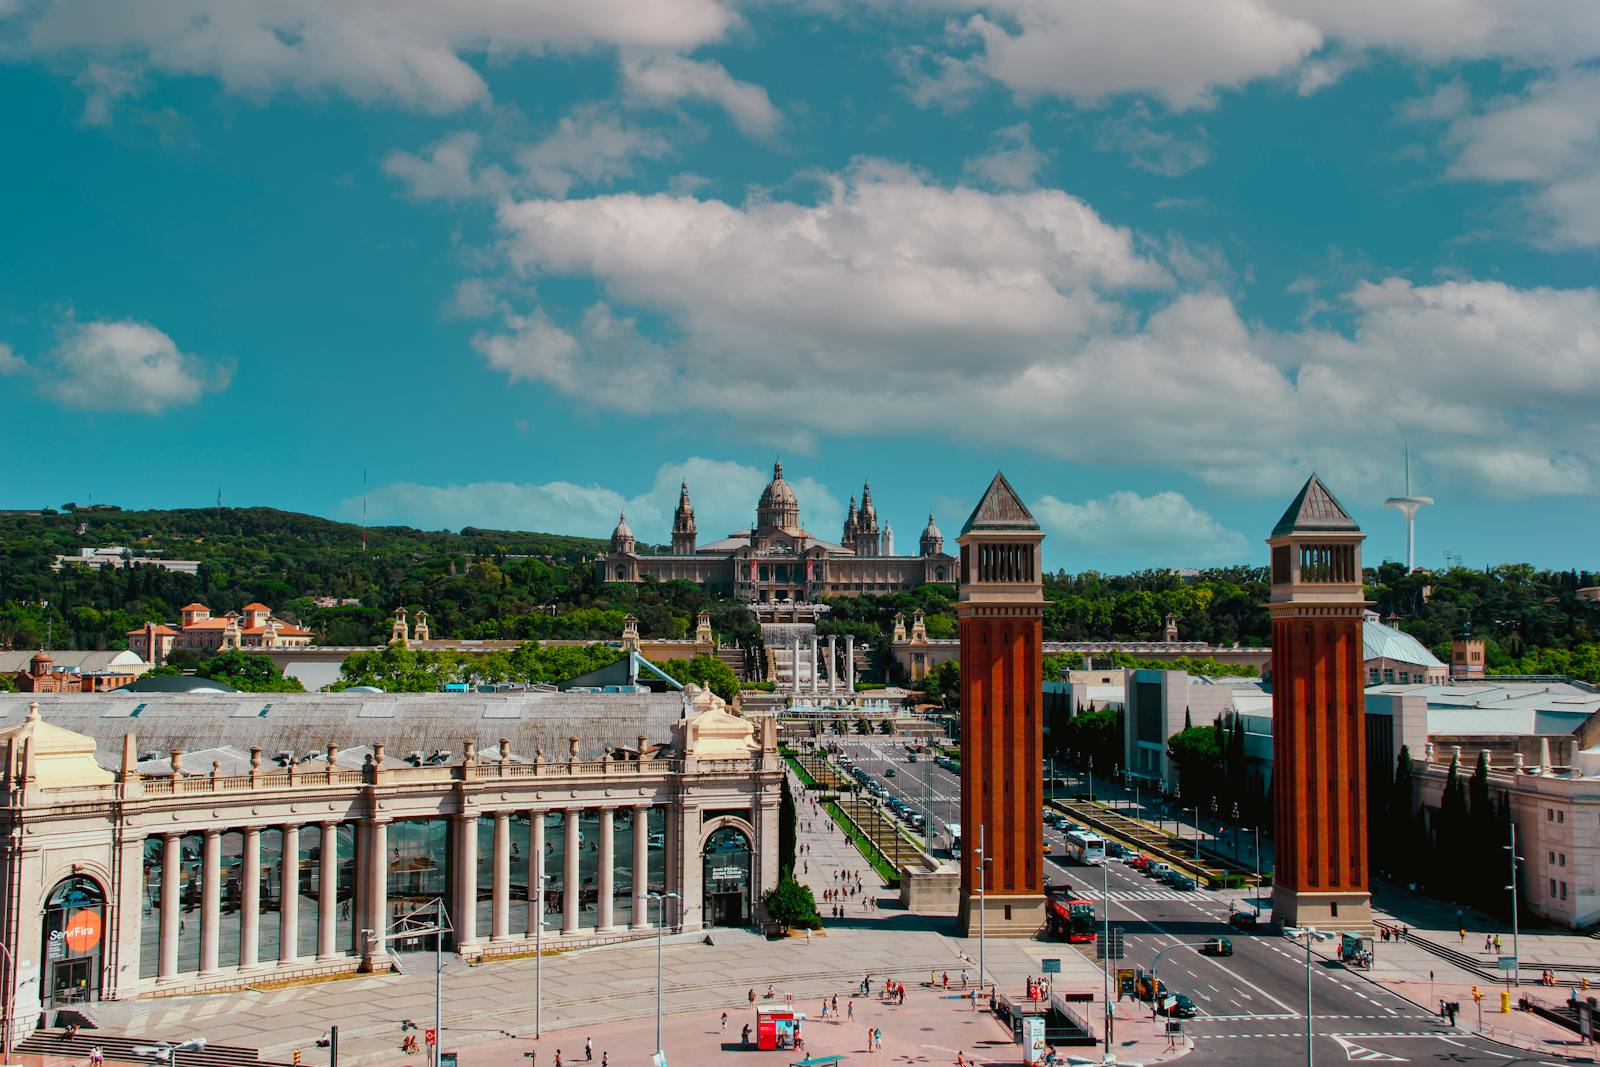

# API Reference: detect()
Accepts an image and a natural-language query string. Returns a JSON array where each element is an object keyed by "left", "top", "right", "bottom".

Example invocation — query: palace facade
[{"left": 595, "top": 462, "right": 957, "bottom": 602}]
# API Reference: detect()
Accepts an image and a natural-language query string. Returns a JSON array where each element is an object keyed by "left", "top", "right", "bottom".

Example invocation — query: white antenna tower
[{"left": 1383, "top": 442, "right": 1433, "bottom": 573}]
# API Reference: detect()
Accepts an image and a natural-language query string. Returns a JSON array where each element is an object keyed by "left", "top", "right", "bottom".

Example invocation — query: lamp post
[
  {"left": 1101, "top": 856, "right": 1112, "bottom": 1054},
  {"left": 1505, "top": 823, "right": 1522, "bottom": 989},
  {"left": 974, "top": 825, "right": 988, "bottom": 996},
  {"left": 1187, "top": 807, "right": 1200, "bottom": 860},
  {"left": 534, "top": 873, "right": 548, "bottom": 1040},
  {"left": 646, "top": 890, "right": 681, "bottom": 1059},
  {"left": 0, "top": 941, "right": 14, "bottom": 1065},
  {"left": 1253, "top": 827, "right": 1262, "bottom": 915},
  {"left": 1288, "top": 927, "right": 1335, "bottom": 1067}
]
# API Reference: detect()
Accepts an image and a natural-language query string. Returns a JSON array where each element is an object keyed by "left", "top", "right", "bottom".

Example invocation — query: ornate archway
[
  {"left": 701, "top": 825, "right": 754, "bottom": 927},
  {"left": 40, "top": 875, "right": 105, "bottom": 1010}
]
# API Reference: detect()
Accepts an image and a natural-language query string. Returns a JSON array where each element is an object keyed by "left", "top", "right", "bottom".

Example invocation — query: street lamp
[
  {"left": 646, "top": 890, "right": 682, "bottom": 1059},
  {"left": 1286, "top": 926, "right": 1335, "bottom": 1067},
  {"left": 1187, "top": 807, "right": 1200, "bottom": 860},
  {"left": 973, "top": 825, "right": 989, "bottom": 996},
  {"left": 534, "top": 873, "right": 549, "bottom": 1040},
  {"left": 1505, "top": 822, "right": 1523, "bottom": 989}
]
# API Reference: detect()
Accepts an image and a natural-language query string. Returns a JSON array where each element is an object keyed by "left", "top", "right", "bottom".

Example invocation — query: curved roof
[
  {"left": 117, "top": 675, "right": 242, "bottom": 693},
  {"left": 1363, "top": 616, "right": 1443, "bottom": 669},
  {"left": 612, "top": 511, "right": 633, "bottom": 539},
  {"left": 922, "top": 512, "right": 942, "bottom": 540},
  {"left": 759, "top": 462, "right": 798, "bottom": 509}
]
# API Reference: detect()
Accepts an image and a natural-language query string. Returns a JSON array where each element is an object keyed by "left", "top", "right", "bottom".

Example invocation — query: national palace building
[
  {"left": 595, "top": 461, "right": 958, "bottom": 602},
  {"left": 0, "top": 684, "right": 781, "bottom": 1040}
]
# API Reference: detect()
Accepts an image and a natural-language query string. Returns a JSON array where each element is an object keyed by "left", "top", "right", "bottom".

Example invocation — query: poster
[{"left": 1022, "top": 1015, "right": 1046, "bottom": 1065}]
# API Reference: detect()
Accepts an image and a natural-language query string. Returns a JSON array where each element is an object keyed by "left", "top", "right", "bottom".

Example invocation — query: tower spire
[{"left": 1384, "top": 442, "right": 1433, "bottom": 573}]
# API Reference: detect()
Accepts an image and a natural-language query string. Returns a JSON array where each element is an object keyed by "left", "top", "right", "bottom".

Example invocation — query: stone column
[
  {"left": 528, "top": 812, "right": 545, "bottom": 937},
  {"left": 456, "top": 814, "right": 479, "bottom": 949},
  {"left": 198, "top": 829, "right": 221, "bottom": 975},
  {"left": 280, "top": 824, "right": 300, "bottom": 964},
  {"left": 791, "top": 636, "right": 800, "bottom": 693},
  {"left": 240, "top": 827, "right": 261, "bottom": 969},
  {"left": 845, "top": 635, "right": 855, "bottom": 693},
  {"left": 158, "top": 832, "right": 181, "bottom": 980},
  {"left": 318, "top": 822, "right": 339, "bottom": 959},
  {"left": 827, "top": 635, "right": 838, "bottom": 693},
  {"left": 562, "top": 809, "right": 581, "bottom": 934},
  {"left": 362, "top": 819, "right": 387, "bottom": 968},
  {"left": 810, "top": 635, "right": 820, "bottom": 694},
  {"left": 492, "top": 812, "right": 511, "bottom": 941},
  {"left": 597, "top": 808, "right": 616, "bottom": 931},
  {"left": 631, "top": 806, "right": 651, "bottom": 930}
]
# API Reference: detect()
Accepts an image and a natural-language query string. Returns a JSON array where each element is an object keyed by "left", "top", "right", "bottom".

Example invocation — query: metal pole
[
  {"left": 330, "top": 1025, "right": 339, "bottom": 1067},
  {"left": 1254, "top": 828, "right": 1262, "bottom": 917},
  {"left": 657, "top": 903, "right": 664, "bottom": 1055},
  {"left": 435, "top": 899, "right": 443, "bottom": 1067},
  {"left": 0, "top": 942, "right": 13, "bottom": 1066},
  {"left": 535, "top": 874, "right": 545, "bottom": 1039},
  {"left": 1305, "top": 930, "right": 1315, "bottom": 1067},
  {"left": 978, "top": 824, "right": 986, "bottom": 996},
  {"left": 1507, "top": 822, "right": 1521, "bottom": 989},
  {"left": 1088, "top": 756, "right": 1094, "bottom": 805},
  {"left": 1101, "top": 858, "right": 1112, "bottom": 1054}
]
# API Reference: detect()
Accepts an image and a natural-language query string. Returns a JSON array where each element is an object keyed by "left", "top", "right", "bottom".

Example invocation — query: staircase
[{"left": 17, "top": 1030, "right": 299, "bottom": 1067}]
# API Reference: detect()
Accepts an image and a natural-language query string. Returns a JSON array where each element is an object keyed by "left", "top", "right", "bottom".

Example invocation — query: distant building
[
  {"left": 128, "top": 603, "right": 311, "bottom": 665},
  {"left": 595, "top": 462, "right": 957, "bottom": 602},
  {"left": 53, "top": 547, "right": 201, "bottom": 575},
  {"left": 5, "top": 650, "right": 144, "bottom": 693}
]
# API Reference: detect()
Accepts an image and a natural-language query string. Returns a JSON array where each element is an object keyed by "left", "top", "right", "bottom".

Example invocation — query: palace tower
[
  {"left": 957, "top": 473, "right": 1046, "bottom": 937},
  {"left": 1268, "top": 474, "right": 1373, "bottom": 931}
]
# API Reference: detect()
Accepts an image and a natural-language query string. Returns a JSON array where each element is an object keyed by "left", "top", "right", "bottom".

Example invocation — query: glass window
[
  {"left": 140, "top": 837, "right": 163, "bottom": 978},
  {"left": 215, "top": 832, "right": 245, "bottom": 969},
  {"left": 388, "top": 819, "right": 451, "bottom": 950},
  {"left": 578, "top": 809, "right": 601, "bottom": 929},
  {"left": 508, "top": 813, "right": 531, "bottom": 936},
  {"left": 258, "top": 828, "right": 283, "bottom": 964},
  {"left": 477, "top": 817, "right": 496, "bottom": 939},
  {"left": 177, "top": 832, "right": 203, "bottom": 974},
  {"left": 543, "top": 811, "right": 565, "bottom": 932},
  {"left": 298, "top": 826, "right": 322, "bottom": 959},
  {"left": 336, "top": 824, "right": 358, "bottom": 954}
]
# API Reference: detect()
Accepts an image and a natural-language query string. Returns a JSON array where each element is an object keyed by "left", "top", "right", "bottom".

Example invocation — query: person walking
[
  {"left": 554, "top": 1051, "right": 563, "bottom": 1067},
  {"left": 848, "top": 1000, "right": 854, "bottom": 1020},
  {"left": 585, "top": 1037, "right": 593, "bottom": 1060},
  {"left": 721, "top": 1012, "right": 728, "bottom": 1034}
]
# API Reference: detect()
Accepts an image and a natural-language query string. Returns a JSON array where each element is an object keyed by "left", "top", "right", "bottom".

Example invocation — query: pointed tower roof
[
  {"left": 960, "top": 472, "right": 1039, "bottom": 534},
  {"left": 1272, "top": 473, "right": 1360, "bottom": 537}
]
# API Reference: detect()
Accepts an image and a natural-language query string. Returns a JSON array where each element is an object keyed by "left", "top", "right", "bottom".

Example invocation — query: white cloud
[
  {"left": 0, "top": 342, "right": 24, "bottom": 375},
  {"left": 10, "top": 0, "right": 739, "bottom": 113},
  {"left": 963, "top": 122, "right": 1048, "bottom": 188},
  {"left": 620, "top": 54, "right": 781, "bottom": 138},
  {"left": 890, "top": 0, "right": 1600, "bottom": 110},
  {"left": 351, "top": 457, "right": 844, "bottom": 542},
  {"left": 73, "top": 62, "right": 140, "bottom": 125},
  {"left": 1435, "top": 68, "right": 1600, "bottom": 247},
  {"left": 43, "top": 319, "right": 230, "bottom": 414},
  {"left": 463, "top": 163, "right": 1600, "bottom": 500},
  {"left": 1032, "top": 490, "right": 1249, "bottom": 564},
  {"left": 1096, "top": 109, "right": 1212, "bottom": 176},
  {"left": 383, "top": 109, "right": 673, "bottom": 202}
]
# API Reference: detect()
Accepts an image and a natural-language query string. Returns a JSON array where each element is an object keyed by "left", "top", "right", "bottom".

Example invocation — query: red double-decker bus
[{"left": 1046, "top": 894, "right": 1097, "bottom": 943}]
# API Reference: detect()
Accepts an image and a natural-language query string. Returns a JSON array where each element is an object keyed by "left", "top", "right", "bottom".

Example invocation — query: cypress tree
[
  {"left": 1468, "top": 751, "right": 1494, "bottom": 908},
  {"left": 1438, "top": 754, "right": 1469, "bottom": 899}
]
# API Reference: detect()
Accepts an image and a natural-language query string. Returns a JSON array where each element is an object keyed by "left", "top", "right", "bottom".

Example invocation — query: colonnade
[
  {"left": 784, "top": 634, "right": 855, "bottom": 694},
  {"left": 152, "top": 803, "right": 671, "bottom": 982}
]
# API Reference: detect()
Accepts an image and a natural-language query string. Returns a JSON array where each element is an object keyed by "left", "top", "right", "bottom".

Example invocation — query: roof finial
[{"left": 26, "top": 701, "right": 40, "bottom": 723}]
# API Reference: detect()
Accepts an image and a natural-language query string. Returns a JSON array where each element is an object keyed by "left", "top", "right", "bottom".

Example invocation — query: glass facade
[
  {"left": 258, "top": 828, "right": 284, "bottom": 964},
  {"left": 217, "top": 831, "right": 244, "bottom": 969},
  {"left": 508, "top": 813, "right": 531, "bottom": 935},
  {"left": 577, "top": 809, "right": 600, "bottom": 928},
  {"left": 140, "top": 837, "right": 162, "bottom": 978},
  {"left": 176, "top": 832, "right": 202, "bottom": 974},
  {"left": 296, "top": 826, "right": 321, "bottom": 958},
  {"left": 387, "top": 819, "right": 450, "bottom": 950},
  {"left": 476, "top": 817, "right": 495, "bottom": 938},
  {"left": 42, "top": 876, "right": 105, "bottom": 1007},
  {"left": 542, "top": 810, "right": 565, "bottom": 930}
]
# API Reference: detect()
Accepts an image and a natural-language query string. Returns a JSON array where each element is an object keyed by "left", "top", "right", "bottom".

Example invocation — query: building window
[
  {"left": 1368, "top": 668, "right": 1380, "bottom": 684},
  {"left": 1382, "top": 669, "right": 1394, "bottom": 683},
  {"left": 1561, "top": 882, "right": 1568, "bottom": 901},
  {"left": 1559, "top": 811, "right": 1565, "bottom": 823},
  {"left": 1550, "top": 851, "right": 1557, "bottom": 864},
  {"left": 1548, "top": 809, "right": 1554, "bottom": 821},
  {"left": 1399, "top": 672, "right": 1410, "bottom": 684},
  {"left": 1560, "top": 853, "right": 1567, "bottom": 867},
  {"left": 1551, "top": 879, "right": 1558, "bottom": 897}
]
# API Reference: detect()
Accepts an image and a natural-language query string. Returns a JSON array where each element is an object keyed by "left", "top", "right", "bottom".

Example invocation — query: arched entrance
[
  {"left": 41, "top": 876, "right": 105, "bottom": 1009},
  {"left": 702, "top": 827, "right": 753, "bottom": 927}
]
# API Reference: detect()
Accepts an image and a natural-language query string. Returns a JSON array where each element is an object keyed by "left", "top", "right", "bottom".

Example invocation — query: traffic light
[{"left": 1472, "top": 986, "right": 1483, "bottom": 1003}]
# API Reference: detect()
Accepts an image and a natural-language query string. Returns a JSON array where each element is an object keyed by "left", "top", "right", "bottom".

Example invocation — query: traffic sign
[
  {"left": 424, "top": 1029, "right": 437, "bottom": 1045},
  {"left": 1042, "top": 958, "right": 1061, "bottom": 974},
  {"left": 1497, "top": 956, "right": 1518, "bottom": 972}
]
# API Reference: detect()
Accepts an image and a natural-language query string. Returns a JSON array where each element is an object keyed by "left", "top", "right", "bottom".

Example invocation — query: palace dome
[{"left": 757, "top": 461, "right": 801, "bottom": 530}]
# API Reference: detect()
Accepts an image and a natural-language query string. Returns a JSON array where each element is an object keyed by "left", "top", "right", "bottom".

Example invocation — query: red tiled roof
[
  {"left": 126, "top": 625, "right": 179, "bottom": 636},
  {"left": 181, "top": 603, "right": 210, "bottom": 612},
  {"left": 182, "top": 619, "right": 235, "bottom": 630},
  {"left": 241, "top": 602, "right": 271, "bottom": 611}
]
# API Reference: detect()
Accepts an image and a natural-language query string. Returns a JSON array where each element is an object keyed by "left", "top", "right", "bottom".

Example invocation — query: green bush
[{"left": 761, "top": 872, "right": 822, "bottom": 930}]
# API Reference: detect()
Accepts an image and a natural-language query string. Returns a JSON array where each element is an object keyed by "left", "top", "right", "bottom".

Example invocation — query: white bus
[
  {"left": 948, "top": 822, "right": 962, "bottom": 858},
  {"left": 1064, "top": 830, "right": 1106, "bottom": 866}
]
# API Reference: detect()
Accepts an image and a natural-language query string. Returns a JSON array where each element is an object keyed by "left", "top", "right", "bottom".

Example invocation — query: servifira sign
[
  {"left": 711, "top": 866, "right": 744, "bottom": 882},
  {"left": 48, "top": 909, "right": 102, "bottom": 959}
]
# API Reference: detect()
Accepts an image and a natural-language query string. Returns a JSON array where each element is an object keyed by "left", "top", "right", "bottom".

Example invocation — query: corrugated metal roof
[
  {"left": 0, "top": 650, "right": 150, "bottom": 673},
  {"left": 0, "top": 690, "right": 689, "bottom": 767},
  {"left": 1363, "top": 618, "right": 1444, "bottom": 669}
]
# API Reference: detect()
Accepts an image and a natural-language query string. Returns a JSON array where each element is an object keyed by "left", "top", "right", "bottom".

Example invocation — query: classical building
[
  {"left": 1267, "top": 474, "right": 1372, "bottom": 931},
  {"left": 0, "top": 651, "right": 150, "bottom": 694},
  {"left": 0, "top": 685, "right": 780, "bottom": 1040},
  {"left": 957, "top": 473, "right": 1047, "bottom": 937},
  {"left": 595, "top": 462, "right": 957, "bottom": 602},
  {"left": 128, "top": 603, "right": 312, "bottom": 665}
]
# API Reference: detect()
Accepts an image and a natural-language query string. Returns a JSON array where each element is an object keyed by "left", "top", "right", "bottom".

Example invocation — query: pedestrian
[
  {"left": 957, "top": 1052, "right": 966, "bottom": 1066},
  {"left": 943, "top": 971, "right": 950, "bottom": 990},
  {"left": 90, "top": 1049, "right": 103, "bottom": 1067},
  {"left": 602, "top": 1054, "right": 608, "bottom": 1067},
  {"left": 1484, "top": 935, "right": 1492, "bottom": 952},
  {"left": 721, "top": 1012, "right": 728, "bottom": 1034},
  {"left": 1494, "top": 935, "right": 1502, "bottom": 953},
  {"left": 848, "top": 1000, "right": 854, "bottom": 1020},
  {"left": 585, "top": 1037, "right": 593, "bottom": 1061},
  {"left": 961, "top": 969, "right": 969, "bottom": 988},
  {"left": 833, "top": 994, "right": 839, "bottom": 1014},
  {"left": 931, "top": 969, "right": 938, "bottom": 987},
  {"left": 555, "top": 1051, "right": 563, "bottom": 1067},
  {"left": 742, "top": 1023, "right": 751, "bottom": 1047},
  {"left": 749, "top": 987, "right": 756, "bottom": 1004}
]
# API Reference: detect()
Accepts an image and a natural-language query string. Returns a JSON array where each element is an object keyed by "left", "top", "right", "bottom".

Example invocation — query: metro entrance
[{"left": 703, "top": 827, "right": 752, "bottom": 926}]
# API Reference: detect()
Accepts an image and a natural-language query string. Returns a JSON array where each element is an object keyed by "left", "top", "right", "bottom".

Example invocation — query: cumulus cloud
[
  {"left": 43, "top": 319, "right": 231, "bottom": 414},
  {"left": 891, "top": 0, "right": 1600, "bottom": 109},
  {"left": 963, "top": 122, "right": 1049, "bottom": 188},
  {"left": 1031, "top": 490, "right": 1249, "bottom": 564},
  {"left": 620, "top": 54, "right": 781, "bottom": 137},
  {"left": 1095, "top": 109, "right": 1212, "bottom": 176},
  {"left": 350, "top": 457, "right": 845, "bottom": 542},
  {"left": 383, "top": 109, "right": 673, "bottom": 202},
  {"left": 8, "top": 0, "right": 739, "bottom": 114},
  {"left": 459, "top": 162, "right": 1600, "bottom": 501},
  {"left": 1433, "top": 68, "right": 1600, "bottom": 248},
  {"left": 0, "top": 342, "right": 24, "bottom": 375}
]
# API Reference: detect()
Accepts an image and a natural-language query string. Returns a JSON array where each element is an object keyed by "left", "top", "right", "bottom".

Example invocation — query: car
[
  {"left": 907, "top": 754, "right": 917, "bottom": 763},
  {"left": 1198, "top": 937, "right": 1232, "bottom": 957},
  {"left": 1145, "top": 863, "right": 1174, "bottom": 880},
  {"left": 1127, "top": 855, "right": 1150, "bottom": 871},
  {"left": 1052, "top": 816, "right": 1072, "bottom": 831},
  {"left": 1104, "top": 841, "right": 1131, "bottom": 859},
  {"left": 1156, "top": 993, "right": 1198, "bottom": 1019},
  {"left": 1227, "top": 911, "right": 1259, "bottom": 931},
  {"left": 1169, "top": 875, "right": 1197, "bottom": 891},
  {"left": 884, "top": 767, "right": 896, "bottom": 777}
]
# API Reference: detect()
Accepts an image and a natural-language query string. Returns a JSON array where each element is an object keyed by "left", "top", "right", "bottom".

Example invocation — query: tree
[
  {"left": 761, "top": 871, "right": 821, "bottom": 930},
  {"left": 779, "top": 775, "right": 798, "bottom": 877},
  {"left": 194, "top": 651, "right": 304, "bottom": 692},
  {"left": 1166, "top": 725, "right": 1222, "bottom": 807},
  {"left": 651, "top": 655, "right": 739, "bottom": 704}
]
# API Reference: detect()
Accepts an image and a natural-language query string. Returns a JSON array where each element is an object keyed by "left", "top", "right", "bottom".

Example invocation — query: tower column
[
  {"left": 318, "top": 822, "right": 340, "bottom": 959},
  {"left": 631, "top": 805, "right": 651, "bottom": 930},
  {"left": 198, "top": 830, "right": 221, "bottom": 975},
  {"left": 492, "top": 812, "right": 511, "bottom": 942},
  {"left": 279, "top": 824, "right": 300, "bottom": 964},
  {"left": 158, "top": 832, "right": 182, "bottom": 981}
]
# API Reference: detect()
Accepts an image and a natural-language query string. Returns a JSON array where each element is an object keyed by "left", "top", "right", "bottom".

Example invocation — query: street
[{"left": 830, "top": 737, "right": 1593, "bottom": 1067}]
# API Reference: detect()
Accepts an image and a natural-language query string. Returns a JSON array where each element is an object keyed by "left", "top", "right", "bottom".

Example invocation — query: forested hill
[
  {"left": 0, "top": 505, "right": 758, "bottom": 652},
  {"left": 2, "top": 505, "right": 1598, "bottom": 683}
]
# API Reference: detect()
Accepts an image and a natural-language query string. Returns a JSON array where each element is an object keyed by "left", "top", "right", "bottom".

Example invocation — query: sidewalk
[{"left": 1372, "top": 880, "right": 1600, "bottom": 977}]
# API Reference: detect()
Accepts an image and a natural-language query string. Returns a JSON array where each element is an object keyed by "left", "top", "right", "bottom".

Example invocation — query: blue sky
[{"left": 2, "top": 1, "right": 1597, "bottom": 572}]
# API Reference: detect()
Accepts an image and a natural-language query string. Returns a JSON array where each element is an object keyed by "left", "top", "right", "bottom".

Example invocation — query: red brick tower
[
  {"left": 1268, "top": 474, "right": 1372, "bottom": 931},
  {"left": 957, "top": 473, "right": 1046, "bottom": 937}
]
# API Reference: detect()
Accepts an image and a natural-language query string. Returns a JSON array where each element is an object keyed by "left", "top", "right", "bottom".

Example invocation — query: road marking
[{"left": 1334, "top": 1036, "right": 1407, "bottom": 1061}]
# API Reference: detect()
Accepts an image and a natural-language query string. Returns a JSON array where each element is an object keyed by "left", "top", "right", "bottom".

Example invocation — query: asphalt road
[{"left": 830, "top": 738, "right": 1592, "bottom": 1067}]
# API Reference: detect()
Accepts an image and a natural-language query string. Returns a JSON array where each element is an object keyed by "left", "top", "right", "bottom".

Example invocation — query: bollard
[{"left": 1501, "top": 991, "right": 1511, "bottom": 1014}]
